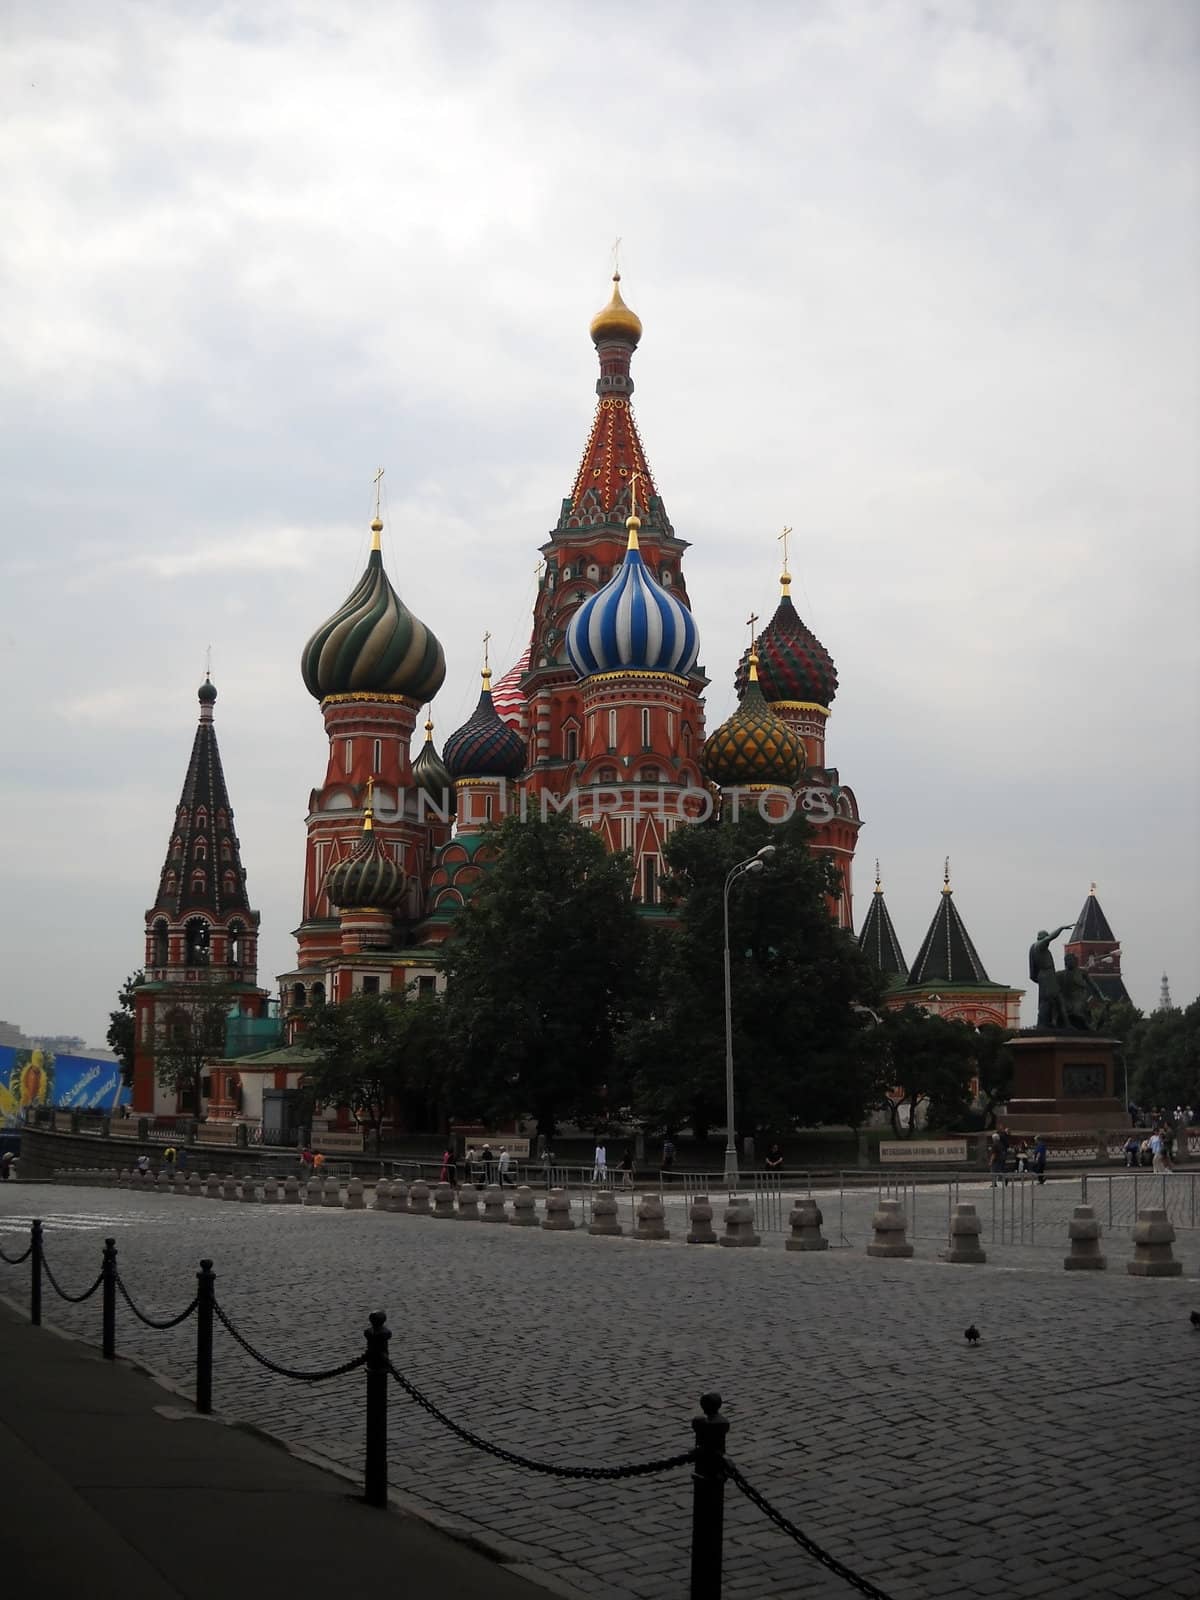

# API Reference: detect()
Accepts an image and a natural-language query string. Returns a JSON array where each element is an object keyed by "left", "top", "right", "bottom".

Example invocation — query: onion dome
[
  {"left": 412, "top": 711, "right": 455, "bottom": 816},
  {"left": 565, "top": 512, "right": 699, "bottom": 679},
  {"left": 198, "top": 675, "right": 217, "bottom": 706},
  {"left": 323, "top": 780, "right": 405, "bottom": 909},
  {"left": 702, "top": 652, "right": 803, "bottom": 788},
  {"left": 443, "top": 668, "right": 526, "bottom": 781},
  {"left": 589, "top": 272, "right": 642, "bottom": 347},
  {"left": 301, "top": 514, "right": 446, "bottom": 703},
  {"left": 734, "top": 571, "right": 837, "bottom": 709}
]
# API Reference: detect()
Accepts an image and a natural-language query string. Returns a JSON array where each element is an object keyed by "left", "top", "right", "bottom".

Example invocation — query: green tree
[
  {"left": 153, "top": 981, "right": 241, "bottom": 1117},
  {"left": 622, "top": 811, "right": 886, "bottom": 1142},
  {"left": 864, "top": 1005, "right": 978, "bottom": 1137},
  {"left": 106, "top": 971, "right": 144, "bottom": 1088},
  {"left": 442, "top": 813, "right": 642, "bottom": 1140},
  {"left": 971, "top": 1024, "right": 1016, "bottom": 1128},
  {"left": 1131, "top": 997, "right": 1198, "bottom": 1113}
]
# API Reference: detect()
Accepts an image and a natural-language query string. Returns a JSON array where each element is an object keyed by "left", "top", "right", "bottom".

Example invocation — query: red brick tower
[
  {"left": 1064, "top": 884, "right": 1129, "bottom": 1003},
  {"left": 280, "top": 507, "right": 447, "bottom": 1017},
  {"left": 132, "top": 677, "right": 267, "bottom": 1112}
]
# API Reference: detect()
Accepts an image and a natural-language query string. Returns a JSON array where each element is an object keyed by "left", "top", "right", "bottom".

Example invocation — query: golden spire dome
[{"left": 589, "top": 272, "right": 643, "bottom": 347}]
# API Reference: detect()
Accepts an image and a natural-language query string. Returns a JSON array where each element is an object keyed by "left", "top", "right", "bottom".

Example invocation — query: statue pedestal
[{"left": 1004, "top": 1034, "right": 1124, "bottom": 1132}]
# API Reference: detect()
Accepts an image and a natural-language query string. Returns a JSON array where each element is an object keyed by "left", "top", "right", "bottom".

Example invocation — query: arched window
[
  {"left": 164, "top": 871, "right": 176, "bottom": 894},
  {"left": 373, "top": 738, "right": 382, "bottom": 773},
  {"left": 171, "top": 835, "right": 183, "bottom": 858},
  {"left": 661, "top": 569, "right": 673, "bottom": 587},
  {"left": 309, "top": 982, "right": 325, "bottom": 1008},
  {"left": 220, "top": 839, "right": 232, "bottom": 862},
  {"left": 184, "top": 919, "right": 210, "bottom": 965},
  {"left": 194, "top": 836, "right": 207, "bottom": 860},
  {"left": 191, "top": 870, "right": 206, "bottom": 894},
  {"left": 216, "top": 809, "right": 228, "bottom": 829},
  {"left": 683, "top": 725, "right": 693, "bottom": 758},
  {"left": 641, "top": 708, "right": 651, "bottom": 748},
  {"left": 586, "top": 562, "right": 600, "bottom": 582},
  {"left": 151, "top": 920, "right": 168, "bottom": 966},
  {"left": 228, "top": 923, "right": 244, "bottom": 965},
  {"left": 196, "top": 807, "right": 208, "bottom": 828},
  {"left": 598, "top": 765, "right": 618, "bottom": 783},
  {"left": 564, "top": 727, "right": 578, "bottom": 762},
  {"left": 291, "top": 983, "right": 306, "bottom": 1009},
  {"left": 222, "top": 870, "right": 237, "bottom": 897}
]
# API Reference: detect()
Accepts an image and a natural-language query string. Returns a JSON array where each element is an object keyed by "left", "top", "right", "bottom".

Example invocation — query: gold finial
[
  {"left": 370, "top": 467, "right": 384, "bottom": 549},
  {"left": 481, "top": 630, "right": 492, "bottom": 690},
  {"left": 874, "top": 859, "right": 882, "bottom": 895},
  {"left": 777, "top": 526, "right": 793, "bottom": 593},
  {"left": 1089, "top": 880, "right": 1097, "bottom": 895},
  {"left": 746, "top": 611, "right": 760, "bottom": 682},
  {"left": 626, "top": 470, "right": 642, "bottom": 550},
  {"left": 423, "top": 705, "right": 434, "bottom": 741},
  {"left": 363, "top": 774, "right": 375, "bottom": 832},
  {"left": 942, "top": 856, "right": 952, "bottom": 895}
]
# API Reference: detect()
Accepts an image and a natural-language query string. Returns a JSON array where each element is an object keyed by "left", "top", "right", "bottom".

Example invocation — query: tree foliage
[
  {"left": 860, "top": 1005, "right": 978, "bottom": 1137},
  {"left": 302, "top": 990, "right": 449, "bottom": 1149},
  {"left": 107, "top": 971, "right": 143, "bottom": 1088},
  {"left": 1130, "top": 997, "right": 1198, "bottom": 1112},
  {"left": 621, "top": 811, "right": 886, "bottom": 1140},
  {"left": 441, "top": 813, "right": 643, "bottom": 1139},
  {"left": 152, "top": 982, "right": 242, "bottom": 1116}
]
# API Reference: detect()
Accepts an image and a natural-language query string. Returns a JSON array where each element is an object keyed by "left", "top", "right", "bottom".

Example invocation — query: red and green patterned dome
[
  {"left": 734, "top": 586, "right": 837, "bottom": 709},
  {"left": 323, "top": 811, "right": 405, "bottom": 910},
  {"left": 443, "top": 674, "right": 525, "bottom": 782},
  {"left": 702, "top": 663, "right": 804, "bottom": 789}
]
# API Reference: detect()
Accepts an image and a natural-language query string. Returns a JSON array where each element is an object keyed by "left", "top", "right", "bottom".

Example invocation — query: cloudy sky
[{"left": 2, "top": 0, "right": 1196, "bottom": 1048}]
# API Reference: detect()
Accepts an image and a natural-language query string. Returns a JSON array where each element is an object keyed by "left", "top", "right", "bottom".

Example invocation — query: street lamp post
[{"left": 722, "top": 845, "right": 776, "bottom": 1191}]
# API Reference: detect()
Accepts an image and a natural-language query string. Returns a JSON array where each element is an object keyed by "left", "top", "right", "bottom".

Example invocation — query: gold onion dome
[
  {"left": 300, "top": 515, "right": 446, "bottom": 702},
  {"left": 702, "top": 655, "right": 804, "bottom": 789},
  {"left": 589, "top": 272, "right": 643, "bottom": 347}
]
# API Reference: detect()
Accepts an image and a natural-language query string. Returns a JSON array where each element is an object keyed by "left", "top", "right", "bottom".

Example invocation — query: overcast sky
[{"left": 2, "top": 0, "right": 1197, "bottom": 1048}]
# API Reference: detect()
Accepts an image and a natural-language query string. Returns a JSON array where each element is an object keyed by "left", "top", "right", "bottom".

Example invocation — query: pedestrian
[
  {"left": 162, "top": 1145, "right": 177, "bottom": 1177},
  {"left": 592, "top": 1140, "right": 607, "bottom": 1184},
  {"left": 988, "top": 1131, "right": 1003, "bottom": 1187},
  {"left": 480, "top": 1143, "right": 494, "bottom": 1184},
  {"left": 1122, "top": 1134, "right": 1139, "bottom": 1169},
  {"left": 300, "top": 1146, "right": 315, "bottom": 1181},
  {"left": 1149, "top": 1131, "right": 1168, "bottom": 1174},
  {"left": 313, "top": 1152, "right": 326, "bottom": 1176},
  {"left": 439, "top": 1146, "right": 457, "bottom": 1187},
  {"left": 764, "top": 1142, "right": 784, "bottom": 1172},
  {"left": 619, "top": 1149, "right": 634, "bottom": 1188},
  {"left": 661, "top": 1135, "right": 675, "bottom": 1172},
  {"left": 464, "top": 1145, "right": 478, "bottom": 1185},
  {"left": 1030, "top": 1135, "right": 1048, "bottom": 1185},
  {"left": 996, "top": 1124, "right": 1011, "bottom": 1185},
  {"left": 135, "top": 1153, "right": 150, "bottom": 1176},
  {"left": 498, "top": 1147, "right": 513, "bottom": 1185},
  {"left": 0, "top": 1152, "right": 13, "bottom": 1181}
]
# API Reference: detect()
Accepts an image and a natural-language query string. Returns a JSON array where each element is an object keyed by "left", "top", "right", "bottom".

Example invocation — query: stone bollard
[
  {"left": 322, "top": 1176, "right": 341, "bottom": 1208},
  {"left": 718, "top": 1197, "right": 761, "bottom": 1248},
  {"left": 283, "top": 1175, "right": 300, "bottom": 1204},
  {"left": 263, "top": 1176, "right": 279, "bottom": 1204},
  {"left": 344, "top": 1176, "right": 365, "bottom": 1211},
  {"left": 686, "top": 1194, "right": 718, "bottom": 1245},
  {"left": 129, "top": 1168, "right": 142, "bottom": 1191},
  {"left": 456, "top": 1186, "right": 480, "bottom": 1221},
  {"left": 588, "top": 1190, "right": 623, "bottom": 1237},
  {"left": 155, "top": 1171, "right": 170, "bottom": 1194},
  {"left": 1064, "top": 1205, "right": 1105, "bottom": 1271},
  {"left": 785, "top": 1197, "right": 829, "bottom": 1252},
  {"left": 221, "top": 1173, "right": 238, "bottom": 1202},
  {"left": 372, "top": 1178, "right": 392, "bottom": 1211},
  {"left": 303, "top": 1177, "right": 322, "bottom": 1206},
  {"left": 432, "top": 1182, "right": 456, "bottom": 1220},
  {"left": 941, "top": 1203, "right": 986, "bottom": 1264},
  {"left": 391, "top": 1179, "right": 410, "bottom": 1214},
  {"left": 542, "top": 1188, "right": 576, "bottom": 1231},
  {"left": 239, "top": 1175, "right": 258, "bottom": 1202},
  {"left": 117, "top": 1168, "right": 128, "bottom": 1188},
  {"left": 482, "top": 1185, "right": 508, "bottom": 1224},
  {"left": 204, "top": 1172, "right": 221, "bottom": 1199},
  {"left": 867, "top": 1198, "right": 914, "bottom": 1258},
  {"left": 510, "top": 1185, "right": 538, "bottom": 1226},
  {"left": 1127, "top": 1208, "right": 1182, "bottom": 1277},
  {"left": 634, "top": 1192, "right": 670, "bottom": 1241},
  {"left": 187, "top": 1172, "right": 203, "bottom": 1198},
  {"left": 173, "top": 1172, "right": 187, "bottom": 1196},
  {"left": 408, "top": 1179, "right": 432, "bottom": 1217}
]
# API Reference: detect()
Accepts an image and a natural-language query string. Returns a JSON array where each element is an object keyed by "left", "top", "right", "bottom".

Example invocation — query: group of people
[
  {"left": 988, "top": 1125, "right": 1048, "bottom": 1185},
  {"left": 1122, "top": 1126, "right": 1178, "bottom": 1173},
  {"left": 441, "top": 1145, "right": 516, "bottom": 1187},
  {"left": 589, "top": 1144, "right": 636, "bottom": 1185},
  {"left": 1128, "top": 1102, "right": 1196, "bottom": 1129},
  {"left": 298, "top": 1148, "right": 327, "bottom": 1178}
]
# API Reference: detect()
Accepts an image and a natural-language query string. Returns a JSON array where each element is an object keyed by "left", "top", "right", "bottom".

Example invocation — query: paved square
[{"left": 2, "top": 1183, "right": 1197, "bottom": 1599}]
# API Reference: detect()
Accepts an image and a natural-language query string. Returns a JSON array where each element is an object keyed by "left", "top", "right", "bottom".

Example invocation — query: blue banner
[{"left": 0, "top": 1045, "right": 131, "bottom": 1128}]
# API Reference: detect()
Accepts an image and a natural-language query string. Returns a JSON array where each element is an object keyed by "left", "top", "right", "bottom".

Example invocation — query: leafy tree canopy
[
  {"left": 107, "top": 971, "right": 144, "bottom": 1087},
  {"left": 861, "top": 1004, "right": 978, "bottom": 1137}
]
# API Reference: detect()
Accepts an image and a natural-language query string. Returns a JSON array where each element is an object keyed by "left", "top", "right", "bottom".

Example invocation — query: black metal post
[
  {"left": 30, "top": 1220, "right": 43, "bottom": 1327},
  {"left": 195, "top": 1259, "right": 215, "bottom": 1415},
  {"left": 363, "top": 1310, "right": 391, "bottom": 1508},
  {"left": 101, "top": 1238, "right": 117, "bottom": 1359},
  {"left": 690, "top": 1391, "right": 729, "bottom": 1600}
]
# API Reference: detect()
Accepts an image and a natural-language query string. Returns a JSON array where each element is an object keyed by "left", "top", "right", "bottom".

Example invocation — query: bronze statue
[
  {"left": 1029, "top": 926, "right": 1071, "bottom": 1029},
  {"left": 1059, "top": 952, "right": 1103, "bottom": 1031}
]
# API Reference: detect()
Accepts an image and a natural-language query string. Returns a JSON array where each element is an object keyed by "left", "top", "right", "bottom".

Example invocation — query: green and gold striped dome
[
  {"left": 301, "top": 518, "right": 446, "bottom": 703},
  {"left": 702, "top": 658, "right": 803, "bottom": 789}
]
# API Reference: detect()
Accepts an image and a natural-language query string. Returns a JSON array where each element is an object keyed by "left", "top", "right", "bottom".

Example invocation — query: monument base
[{"left": 1004, "top": 1033, "right": 1124, "bottom": 1133}]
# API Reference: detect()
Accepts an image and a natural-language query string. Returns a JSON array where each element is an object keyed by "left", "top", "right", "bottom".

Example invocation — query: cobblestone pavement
[{"left": 2, "top": 1184, "right": 1198, "bottom": 1600}]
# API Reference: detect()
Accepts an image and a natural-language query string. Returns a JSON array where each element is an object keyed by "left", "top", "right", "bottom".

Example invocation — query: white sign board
[
  {"left": 879, "top": 1140, "right": 967, "bottom": 1164},
  {"left": 467, "top": 1137, "right": 531, "bottom": 1158},
  {"left": 313, "top": 1129, "right": 365, "bottom": 1153}
]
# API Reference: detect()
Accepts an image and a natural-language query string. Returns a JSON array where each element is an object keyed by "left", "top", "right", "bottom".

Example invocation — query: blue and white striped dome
[{"left": 565, "top": 519, "right": 700, "bottom": 679}]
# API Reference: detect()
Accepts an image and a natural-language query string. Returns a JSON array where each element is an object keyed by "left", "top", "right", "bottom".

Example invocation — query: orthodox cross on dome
[
  {"left": 746, "top": 610, "right": 759, "bottom": 650},
  {"left": 204, "top": 643, "right": 212, "bottom": 678},
  {"left": 875, "top": 858, "right": 882, "bottom": 894},
  {"left": 370, "top": 467, "right": 385, "bottom": 550},
  {"left": 363, "top": 773, "right": 375, "bottom": 830},
  {"left": 943, "top": 856, "right": 952, "bottom": 894},
  {"left": 611, "top": 235, "right": 622, "bottom": 277},
  {"left": 777, "top": 526, "right": 793, "bottom": 592},
  {"left": 481, "top": 630, "right": 492, "bottom": 687}
]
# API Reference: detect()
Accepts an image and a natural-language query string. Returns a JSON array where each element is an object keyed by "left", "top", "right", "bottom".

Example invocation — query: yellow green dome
[
  {"left": 702, "top": 662, "right": 804, "bottom": 789},
  {"left": 589, "top": 273, "right": 643, "bottom": 346}
]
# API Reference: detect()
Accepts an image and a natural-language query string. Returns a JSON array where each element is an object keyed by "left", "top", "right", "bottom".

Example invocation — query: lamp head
[
  {"left": 756, "top": 845, "right": 777, "bottom": 861},
  {"left": 745, "top": 859, "right": 764, "bottom": 876}
]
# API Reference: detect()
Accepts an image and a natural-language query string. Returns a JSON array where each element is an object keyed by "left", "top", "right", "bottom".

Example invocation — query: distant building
[{"left": 1064, "top": 884, "right": 1129, "bottom": 1004}]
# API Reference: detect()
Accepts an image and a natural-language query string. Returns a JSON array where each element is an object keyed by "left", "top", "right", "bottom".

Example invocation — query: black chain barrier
[
  {"left": 115, "top": 1273, "right": 199, "bottom": 1331},
  {"left": 41, "top": 1254, "right": 105, "bottom": 1305},
  {"left": 0, "top": 1240, "right": 33, "bottom": 1266},
  {"left": 723, "top": 1460, "right": 896, "bottom": 1600},
  {"left": 387, "top": 1359, "right": 697, "bottom": 1481},
  {"left": 212, "top": 1298, "right": 368, "bottom": 1383}
]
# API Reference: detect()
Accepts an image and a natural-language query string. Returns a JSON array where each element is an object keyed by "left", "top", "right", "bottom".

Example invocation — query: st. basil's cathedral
[{"left": 129, "top": 275, "right": 1127, "bottom": 1118}]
